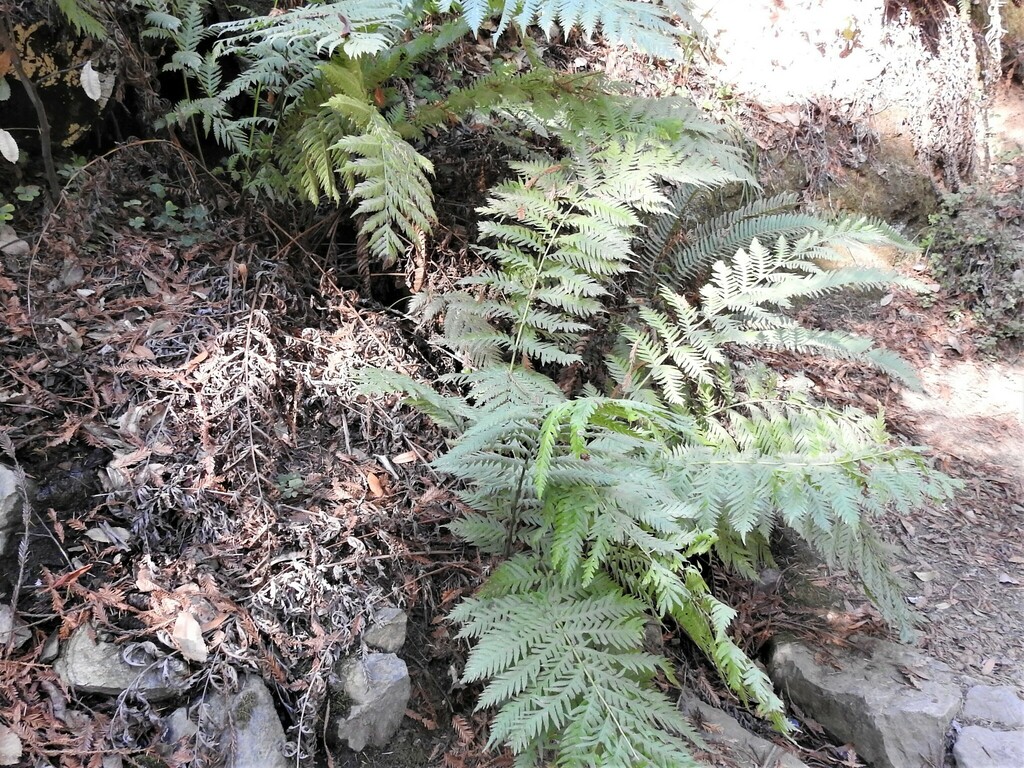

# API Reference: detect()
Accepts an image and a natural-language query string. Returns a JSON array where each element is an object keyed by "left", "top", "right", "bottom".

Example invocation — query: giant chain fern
[{"left": 363, "top": 88, "right": 958, "bottom": 765}]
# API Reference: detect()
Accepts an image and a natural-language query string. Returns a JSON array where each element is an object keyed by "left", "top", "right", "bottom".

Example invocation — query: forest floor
[
  {"left": 2, "top": 142, "right": 1022, "bottom": 768},
  {"left": 2, "top": 35, "right": 1024, "bottom": 768}
]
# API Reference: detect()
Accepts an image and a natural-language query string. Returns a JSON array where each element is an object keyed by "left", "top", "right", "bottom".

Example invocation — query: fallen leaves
[
  {"left": 172, "top": 611, "right": 208, "bottom": 663},
  {"left": 366, "top": 471, "right": 385, "bottom": 498}
]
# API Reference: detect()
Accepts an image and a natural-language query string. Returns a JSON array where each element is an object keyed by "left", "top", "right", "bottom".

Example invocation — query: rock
[
  {"left": 828, "top": 146, "right": 938, "bottom": 224},
  {"left": 768, "top": 637, "right": 962, "bottom": 768},
  {"left": 331, "top": 653, "right": 410, "bottom": 752},
  {"left": 679, "top": 690, "right": 809, "bottom": 768},
  {"left": 362, "top": 607, "right": 407, "bottom": 653},
  {"left": 53, "top": 626, "right": 186, "bottom": 700},
  {"left": 0, "top": 605, "right": 31, "bottom": 650},
  {"left": 157, "top": 707, "right": 198, "bottom": 758},
  {"left": 962, "top": 685, "right": 1024, "bottom": 729},
  {"left": 952, "top": 726, "right": 1024, "bottom": 768},
  {"left": 0, "top": 464, "right": 28, "bottom": 557},
  {"left": 0, "top": 226, "right": 30, "bottom": 259},
  {"left": 207, "top": 676, "right": 289, "bottom": 768}
]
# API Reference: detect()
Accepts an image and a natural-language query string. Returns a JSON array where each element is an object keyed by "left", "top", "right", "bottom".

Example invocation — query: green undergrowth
[
  {"left": 50, "top": 1, "right": 961, "bottom": 764},
  {"left": 359, "top": 60, "right": 957, "bottom": 768},
  {"left": 923, "top": 185, "right": 1024, "bottom": 347}
]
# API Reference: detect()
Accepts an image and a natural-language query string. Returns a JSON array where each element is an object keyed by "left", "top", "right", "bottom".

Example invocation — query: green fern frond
[
  {"left": 212, "top": 1, "right": 408, "bottom": 59},
  {"left": 442, "top": 0, "right": 695, "bottom": 60},
  {"left": 56, "top": 0, "right": 108, "bottom": 38},
  {"left": 328, "top": 95, "right": 436, "bottom": 267},
  {"left": 452, "top": 564, "right": 702, "bottom": 766},
  {"left": 647, "top": 190, "right": 917, "bottom": 295}
]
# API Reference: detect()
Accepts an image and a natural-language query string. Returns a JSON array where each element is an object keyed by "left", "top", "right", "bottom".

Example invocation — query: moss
[{"left": 232, "top": 690, "right": 259, "bottom": 730}]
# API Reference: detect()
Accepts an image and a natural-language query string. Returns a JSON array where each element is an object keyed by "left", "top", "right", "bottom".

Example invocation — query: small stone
[
  {"left": 0, "top": 606, "right": 30, "bottom": 650},
  {"left": 331, "top": 653, "right": 410, "bottom": 752},
  {"left": 0, "top": 226, "right": 30, "bottom": 258},
  {"left": 0, "top": 465, "right": 27, "bottom": 557},
  {"left": 158, "top": 707, "right": 198, "bottom": 757},
  {"left": 362, "top": 607, "right": 407, "bottom": 653},
  {"left": 953, "top": 726, "right": 1024, "bottom": 768},
  {"left": 963, "top": 685, "right": 1024, "bottom": 728},
  {"left": 53, "top": 625, "right": 186, "bottom": 700},
  {"left": 207, "top": 676, "right": 289, "bottom": 768}
]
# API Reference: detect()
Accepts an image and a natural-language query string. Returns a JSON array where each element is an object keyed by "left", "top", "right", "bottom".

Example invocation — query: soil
[{"left": 781, "top": 284, "right": 1024, "bottom": 691}]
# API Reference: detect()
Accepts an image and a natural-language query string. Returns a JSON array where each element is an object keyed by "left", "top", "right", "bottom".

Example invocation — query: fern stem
[
  {"left": 503, "top": 458, "right": 531, "bottom": 558},
  {"left": 508, "top": 195, "right": 572, "bottom": 369},
  {"left": 564, "top": 627, "right": 645, "bottom": 763},
  {"left": 181, "top": 76, "right": 207, "bottom": 168}
]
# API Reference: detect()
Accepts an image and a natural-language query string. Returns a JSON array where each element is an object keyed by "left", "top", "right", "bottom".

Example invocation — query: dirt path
[{"left": 885, "top": 349, "right": 1024, "bottom": 689}]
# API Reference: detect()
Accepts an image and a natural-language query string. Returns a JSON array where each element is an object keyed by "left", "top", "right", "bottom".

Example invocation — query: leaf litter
[{"left": 0, "top": 143, "right": 488, "bottom": 766}]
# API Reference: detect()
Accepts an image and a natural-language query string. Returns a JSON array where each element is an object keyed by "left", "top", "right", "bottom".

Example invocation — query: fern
[
  {"left": 639, "top": 189, "right": 917, "bottom": 295},
  {"left": 452, "top": 560, "right": 703, "bottom": 767},
  {"left": 55, "top": 0, "right": 108, "bottom": 38},
  {"left": 624, "top": 237, "right": 927, "bottom": 392},
  {"left": 133, "top": 1, "right": 960, "bottom": 762},
  {"left": 211, "top": 1, "right": 408, "bottom": 59},
  {"left": 364, "top": 101, "right": 958, "bottom": 763},
  {"left": 441, "top": 0, "right": 699, "bottom": 59}
]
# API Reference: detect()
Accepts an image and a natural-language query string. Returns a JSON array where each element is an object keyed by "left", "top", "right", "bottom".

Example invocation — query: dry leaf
[
  {"left": 172, "top": 611, "right": 208, "bottom": 663},
  {"left": 131, "top": 345, "right": 156, "bottom": 360},
  {"left": 85, "top": 525, "right": 132, "bottom": 545},
  {"left": 136, "top": 567, "right": 161, "bottom": 593},
  {"left": 392, "top": 451, "right": 418, "bottom": 464},
  {"left": 112, "top": 448, "right": 152, "bottom": 468},
  {"left": 366, "top": 472, "right": 384, "bottom": 497},
  {"left": 81, "top": 61, "right": 102, "bottom": 101},
  {"left": 913, "top": 571, "right": 938, "bottom": 582},
  {"left": 0, "top": 128, "right": 18, "bottom": 164},
  {"left": 0, "top": 724, "right": 22, "bottom": 766},
  {"left": 997, "top": 572, "right": 1021, "bottom": 585},
  {"left": 879, "top": 293, "right": 894, "bottom": 306},
  {"left": 981, "top": 657, "right": 997, "bottom": 675}
]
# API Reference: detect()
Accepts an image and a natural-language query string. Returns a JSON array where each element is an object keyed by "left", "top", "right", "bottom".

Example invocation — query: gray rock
[
  {"left": 0, "top": 226, "right": 30, "bottom": 258},
  {"left": 157, "top": 707, "right": 198, "bottom": 758},
  {"left": 53, "top": 626, "right": 186, "bottom": 700},
  {"left": 207, "top": 676, "right": 289, "bottom": 768},
  {"left": 962, "top": 685, "right": 1024, "bottom": 729},
  {"left": 362, "top": 607, "right": 407, "bottom": 653},
  {"left": 679, "top": 690, "right": 809, "bottom": 768},
  {"left": 0, "top": 605, "right": 31, "bottom": 650},
  {"left": 952, "top": 726, "right": 1024, "bottom": 768},
  {"left": 769, "top": 638, "right": 962, "bottom": 768},
  {"left": 331, "top": 653, "right": 410, "bottom": 752},
  {"left": 0, "top": 465, "right": 28, "bottom": 556}
]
